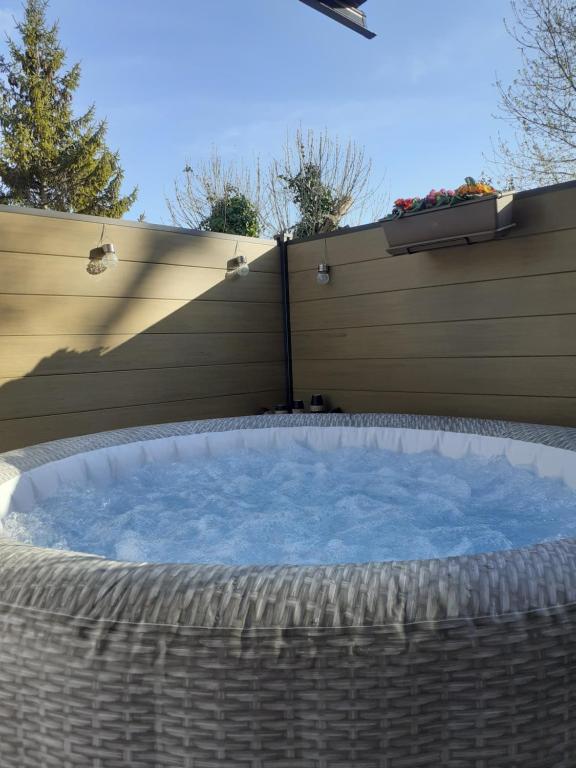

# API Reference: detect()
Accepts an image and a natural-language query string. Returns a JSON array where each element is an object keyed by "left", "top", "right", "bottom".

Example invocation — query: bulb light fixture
[
  {"left": 100, "top": 243, "right": 118, "bottom": 269},
  {"left": 316, "top": 238, "right": 331, "bottom": 285},
  {"left": 226, "top": 243, "right": 250, "bottom": 279},
  {"left": 316, "top": 262, "right": 331, "bottom": 285},
  {"left": 87, "top": 225, "right": 119, "bottom": 276}
]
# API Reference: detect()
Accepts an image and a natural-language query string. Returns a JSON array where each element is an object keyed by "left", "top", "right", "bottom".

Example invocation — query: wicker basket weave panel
[
  {"left": 0, "top": 604, "right": 575, "bottom": 767},
  {"left": 1, "top": 414, "right": 576, "bottom": 766},
  {"left": 0, "top": 537, "right": 576, "bottom": 628}
]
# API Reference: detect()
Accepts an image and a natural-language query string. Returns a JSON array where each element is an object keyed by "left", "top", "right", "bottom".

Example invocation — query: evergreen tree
[{"left": 0, "top": 0, "right": 136, "bottom": 216}]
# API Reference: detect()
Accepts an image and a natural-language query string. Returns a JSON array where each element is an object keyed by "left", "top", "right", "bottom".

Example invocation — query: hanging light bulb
[
  {"left": 226, "top": 243, "right": 250, "bottom": 279},
  {"left": 316, "top": 262, "right": 330, "bottom": 285},
  {"left": 316, "top": 238, "right": 331, "bottom": 285},
  {"left": 235, "top": 254, "right": 250, "bottom": 277},
  {"left": 87, "top": 225, "right": 119, "bottom": 277},
  {"left": 101, "top": 243, "right": 118, "bottom": 269}
]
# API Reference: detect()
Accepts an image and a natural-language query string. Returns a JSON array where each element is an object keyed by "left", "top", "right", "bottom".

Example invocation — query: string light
[{"left": 316, "top": 238, "right": 331, "bottom": 285}]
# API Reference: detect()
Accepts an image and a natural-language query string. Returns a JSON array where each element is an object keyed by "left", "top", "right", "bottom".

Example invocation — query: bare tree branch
[
  {"left": 166, "top": 150, "right": 269, "bottom": 234},
  {"left": 167, "top": 131, "right": 387, "bottom": 238},
  {"left": 491, "top": 0, "right": 576, "bottom": 188},
  {"left": 267, "top": 128, "right": 386, "bottom": 237}
]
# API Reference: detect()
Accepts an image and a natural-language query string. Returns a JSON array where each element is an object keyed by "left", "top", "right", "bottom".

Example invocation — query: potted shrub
[{"left": 380, "top": 178, "right": 515, "bottom": 255}]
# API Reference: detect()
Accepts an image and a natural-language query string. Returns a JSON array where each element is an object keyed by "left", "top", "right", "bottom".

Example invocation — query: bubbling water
[{"left": 4, "top": 441, "right": 576, "bottom": 564}]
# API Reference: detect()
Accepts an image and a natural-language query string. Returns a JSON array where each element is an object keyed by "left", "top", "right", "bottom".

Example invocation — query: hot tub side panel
[{"left": 0, "top": 602, "right": 574, "bottom": 767}]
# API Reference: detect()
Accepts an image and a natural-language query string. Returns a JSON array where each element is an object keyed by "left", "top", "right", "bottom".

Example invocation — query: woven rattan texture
[{"left": 0, "top": 414, "right": 575, "bottom": 767}]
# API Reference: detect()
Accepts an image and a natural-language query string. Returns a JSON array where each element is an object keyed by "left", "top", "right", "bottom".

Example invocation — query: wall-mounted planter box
[{"left": 381, "top": 192, "right": 515, "bottom": 256}]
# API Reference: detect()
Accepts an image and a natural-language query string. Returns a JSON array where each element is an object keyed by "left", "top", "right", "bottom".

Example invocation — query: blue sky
[{"left": 0, "top": 0, "right": 521, "bottom": 226}]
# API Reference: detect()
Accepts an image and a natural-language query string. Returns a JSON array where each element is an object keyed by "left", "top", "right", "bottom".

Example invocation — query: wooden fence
[
  {"left": 0, "top": 208, "right": 284, "bottom": 450},
  {"left": 288, "top": 182, "right": 576, "bottom": 426},
  {"left": 2, "top": 180, "right": 576, "bottom": 452}
]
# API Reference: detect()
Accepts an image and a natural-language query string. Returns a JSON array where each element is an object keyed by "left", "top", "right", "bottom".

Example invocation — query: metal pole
[{"left": 276, "top": 232, "right": 294, "bottom": 410}]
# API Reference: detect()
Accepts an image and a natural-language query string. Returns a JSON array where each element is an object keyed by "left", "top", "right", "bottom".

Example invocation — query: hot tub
[{"left": 0, "top": 413, "right": 575, "bottom": 767}]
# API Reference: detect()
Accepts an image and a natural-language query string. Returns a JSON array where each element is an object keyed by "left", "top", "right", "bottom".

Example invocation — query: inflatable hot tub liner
[{"left": 0, "top": 413, "right": 575, "bottom": 768}]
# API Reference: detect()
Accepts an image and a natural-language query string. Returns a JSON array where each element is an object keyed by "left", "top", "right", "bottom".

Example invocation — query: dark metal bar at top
[
  {"left": 276, "top": 232, "right": 294, "bottom": 410},
  {"left": 298, "top": 0, "right": 376, "bottom": 38}
]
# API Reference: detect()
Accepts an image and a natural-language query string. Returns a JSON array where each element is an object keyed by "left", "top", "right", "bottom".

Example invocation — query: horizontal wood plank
[
  {"left": 289, "top": 186, "right": 576, "bottom": 428},
  {"left": 0, "top": 210, "right": 283, "bottom": 448},
  {"left": 0, "top": 295, "right": 283, "bottom": 335},
  {"left": 293, "top": 389, "right": 576, "bottom": 427},
  {"left": 0, "top": 333, "right": 284, "bottom": 378},
  {"left": 289, "top": 228, "right": 576, "bottom": 302},
  {"left": 511, "top": 185, "right": 576, "bottom": 238},
  {"left": 0, "top": 253, "right": 281, "bottom": 302},
  {"left": 291, "top": 272, "right": 576, "bottom": 331},
  {"left": 294, "top": 357, "right": 576, "bottom": 398},
  {"left": 0, "top": 211, "right": 279, "bottom": 271},
  {"left": 0, "top": 363, "right": 285, "bottom": 420},
  {"left": 287, "top": 184, "right": 576, "bottom": 273},
  {"left": 0, "top": 391, "right": 281, "bottom": 452},
  {"left": 288, "top": 226, "right": 386, "bottom": 272},
  {"left": 292, "top": 315, "right": 576, "bottom": 360}
]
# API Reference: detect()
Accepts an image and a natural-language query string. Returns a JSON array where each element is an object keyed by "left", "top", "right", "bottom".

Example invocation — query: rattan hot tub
[{"left": 0, "top": 413, "right": 575, "bottom": 768}]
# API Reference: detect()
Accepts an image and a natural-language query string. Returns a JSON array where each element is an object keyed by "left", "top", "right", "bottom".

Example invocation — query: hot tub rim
[{"left": 1, "top": 412, "right": 575, "bottom": 630}]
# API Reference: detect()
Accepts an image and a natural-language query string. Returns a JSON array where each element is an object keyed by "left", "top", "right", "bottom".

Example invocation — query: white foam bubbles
[{"left": 3, "top": 441, "right": 576, "bottom": 565}]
